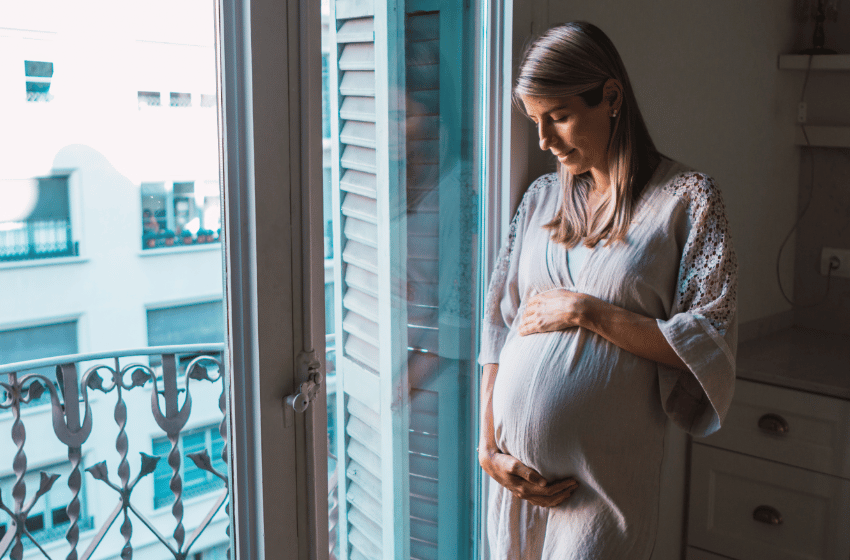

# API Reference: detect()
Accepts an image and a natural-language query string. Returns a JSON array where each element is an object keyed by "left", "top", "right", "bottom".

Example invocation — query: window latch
[{"left": 284, "top": 350, "right": 323, "bottom": 427}]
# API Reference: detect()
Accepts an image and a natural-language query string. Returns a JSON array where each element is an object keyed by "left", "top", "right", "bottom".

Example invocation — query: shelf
[
  {"left": 778, "top": 53, "right": 850, "bottom": 70},
  {"left": 795, "top": 125, "right": 850, "bottom": 148}
]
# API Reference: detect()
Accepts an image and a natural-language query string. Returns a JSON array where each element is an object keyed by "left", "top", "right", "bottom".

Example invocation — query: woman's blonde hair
[{"left": 514, "top": 21, "right": 659, "bottom": 249}]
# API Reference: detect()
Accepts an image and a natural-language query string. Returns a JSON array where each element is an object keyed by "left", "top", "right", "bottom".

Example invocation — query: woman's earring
[{"left": 611, "top": 109, "right": 618, "bottom": 118}]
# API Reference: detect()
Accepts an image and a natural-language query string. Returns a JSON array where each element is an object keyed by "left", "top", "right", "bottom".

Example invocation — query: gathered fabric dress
[{"left": 479, "top": 157, "right": 738, "bottom": 560}]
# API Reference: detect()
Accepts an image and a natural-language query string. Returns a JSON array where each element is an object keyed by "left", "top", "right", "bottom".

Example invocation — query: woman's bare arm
[{"left": 519, "top": 289, "right": 688, "bottom": 371}]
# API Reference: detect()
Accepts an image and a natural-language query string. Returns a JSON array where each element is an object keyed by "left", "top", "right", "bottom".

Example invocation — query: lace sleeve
[
  {"left": 668, "top": 173, "right": 738, "bottom": 335},
  {"left": 657, "top": 172, "right": 738, "bottom": 437}
]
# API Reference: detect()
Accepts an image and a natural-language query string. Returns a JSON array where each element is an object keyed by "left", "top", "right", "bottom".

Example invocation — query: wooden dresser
[{"left": 685, "top": 327, "right": 850, "bottom": 560}]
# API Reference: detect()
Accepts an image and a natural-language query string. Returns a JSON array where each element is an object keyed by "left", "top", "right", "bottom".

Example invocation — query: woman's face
[{"left": 520, "top": 84, "right": 619, "bottom": 187}]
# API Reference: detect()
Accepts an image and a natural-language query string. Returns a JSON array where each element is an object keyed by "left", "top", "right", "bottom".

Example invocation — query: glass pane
[
  {"left": 0, "top": 2, "right": 230, "bottom": 558},
  {"left": 323, "top": 0, "right": 483, "bottom": 557}
]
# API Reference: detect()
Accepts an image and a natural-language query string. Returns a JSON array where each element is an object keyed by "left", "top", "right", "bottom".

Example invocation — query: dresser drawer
[
  {"left": 688, "top": 445, "right": 850, "bottom": 560},
  {"left": 698, "top": 379, "right": 850, "bottom": 478}
]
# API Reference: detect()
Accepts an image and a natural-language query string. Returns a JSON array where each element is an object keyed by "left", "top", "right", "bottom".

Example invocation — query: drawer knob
[
  {"left": 758, "top": 413, "right": 790, "bottom": 434},
  {"left": 753, "top": 505, "right": 783, "bottom": 526}
]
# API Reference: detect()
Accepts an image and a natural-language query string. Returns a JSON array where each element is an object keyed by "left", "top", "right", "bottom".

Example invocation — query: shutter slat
[
  {"left": 340, "top": 71, "right": 376, "bottom": 98},
  {"left": 347, "top": 416, "right": 381, "bottom": 457},
  {"left": 405, "top": 13, "right": 439, "bottom": 41},
  {"left": 345, "top": 265, "right": 379, "bottom": 297},
  {"left": 348, "top": 438, "right": 382, "bottom": 477},
  {"left": 407, "top": 303, "right": 438, "bottom": 326},
  {"left": 340, "top": 97, "right": 376, "bottom": 122},
  {"left": 344, "top": 332, "right": 380, "bottom": 372},
  {"left": 340, "top": 43, "right": 375, "bottom": 71},
  {"left": 340, "top": 120, "right": 377, "bottom": 148},
  {"left": 342, "top": 240, "right": 377, "bottom": 273},
  {"left": 347, "top": 461, "right": 382, "bottom": 501},
  {"left": 342, "top": 193, "right": 378, "bottom": 224},
  {"left": 348, "top": 507, "right": 383, "bottom": 549},
  {"left": 408, "top": 163, "right": 439, "bottom": 190},
  {"left": 344, "top": 217, "right": 378, "bottom": 247},
  {"left": 408, "top": 237, "right": 438, "bottom": 259},
  {"left": 343, "top": 311, "right": 380, "bottom": 348},
  {"left": 408, "top": 325, "right": 438, "bottom": 353},
  {"left": 341, "top": 170, "right": 378, "bottom": 197},
  {"left": 408, "top": 212, "right": 438, "bottom": 237},
  {"left": 349, "top": 526, "right": 382, "bottom": 560},
  {"left": 344, "top": 288, "right": 379, "bottom": 324},
  {"left": 410, "top": 473, "right": 438, "bottom": 503},
  {"left": 410, "top": 431, "right": 437, "bottom": 456},
  {"left": 341, "top": 145, "right": 377, "bottom": 174},
  {"left": 407, "top": 281, "right": 438, "bottom": 307},
  {"left": 410, "top": 537, "right": 438, "bottom": 560},
  {"left": 337, "top": 17, "right": 375, "bottom": 43},
  {"left": 407, "top": 40, "right": 439, "bottom": 65}
]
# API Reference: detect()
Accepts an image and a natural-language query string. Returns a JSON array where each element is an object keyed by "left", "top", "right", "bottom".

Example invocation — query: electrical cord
[{"left": 775, "top": 54, "right": 839, "bottom": 308}]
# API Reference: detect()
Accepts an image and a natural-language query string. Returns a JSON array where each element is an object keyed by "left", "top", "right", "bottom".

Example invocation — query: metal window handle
[
  {"left": 284, "top": 351, "right": 323, "bottom": 425},
  {"left": 753, "top": 505, "right": 783, "bottom": 525},
  {"left": 758, "top": 413, "right": 790, "bottom": 435}
]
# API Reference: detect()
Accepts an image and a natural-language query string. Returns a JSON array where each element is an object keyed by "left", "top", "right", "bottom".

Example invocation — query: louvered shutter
[
  {"left": 330, "top": 0, "right": 470, "bottom": 558},
  {"left": 330, "top": 1, "right": 410, "bottom": 559}
]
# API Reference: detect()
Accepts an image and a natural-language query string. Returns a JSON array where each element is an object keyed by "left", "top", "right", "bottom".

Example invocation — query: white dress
[{"left": 479, "top": 157, "right": 738, "bottom": 560}]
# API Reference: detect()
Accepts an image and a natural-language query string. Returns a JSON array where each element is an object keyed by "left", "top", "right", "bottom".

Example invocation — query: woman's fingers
[{"left": 481, "top": 451, "right": 580, "bottom": 507}]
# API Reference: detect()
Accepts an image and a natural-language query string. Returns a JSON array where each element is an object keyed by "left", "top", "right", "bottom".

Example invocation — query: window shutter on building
[{"left": 330, "top": 0, "right": 470, "bottom": 557}]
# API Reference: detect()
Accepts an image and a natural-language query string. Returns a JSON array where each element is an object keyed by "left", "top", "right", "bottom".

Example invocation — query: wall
[
  {"left": 510, "top": 0, "right": 808, "bottom": 329},
  {"left": 791, "top": 12, "right": 850, "bottom": 334}
]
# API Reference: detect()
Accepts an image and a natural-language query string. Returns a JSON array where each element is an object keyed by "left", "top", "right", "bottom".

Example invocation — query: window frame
[
  {"left": 218, "top": 0, "right": 508, "bottom": 555},
  {"left": 217, "top": 0, "right": 326, "bottom": 558}
]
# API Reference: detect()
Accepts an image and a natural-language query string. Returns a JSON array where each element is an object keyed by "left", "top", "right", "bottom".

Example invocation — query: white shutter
[
  {"left": 330, "top": 0, "right": 410, "bottom": 558},
  {"left": 331, "top": 0, "right": 471, "bottom": 558}
]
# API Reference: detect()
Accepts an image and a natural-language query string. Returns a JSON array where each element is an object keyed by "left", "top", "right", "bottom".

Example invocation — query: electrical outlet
[{"left": 820, "top": 247, "right": 850, "bottom": 278}]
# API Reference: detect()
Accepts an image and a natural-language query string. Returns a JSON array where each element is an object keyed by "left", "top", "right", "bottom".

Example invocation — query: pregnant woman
[{"left": 478, "top": 22, "right": 738, "bottom": 559}]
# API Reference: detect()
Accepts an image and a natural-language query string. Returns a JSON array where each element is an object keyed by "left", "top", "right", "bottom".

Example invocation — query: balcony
[
  {"left": 0, "top": 344, "right": 340, "bottom": 559},
  {"left": 0, "top": 345, "right": 228, "bottom": 559},
  {"left": 0, "top": 220, "right": 77, "bottom": 262}
]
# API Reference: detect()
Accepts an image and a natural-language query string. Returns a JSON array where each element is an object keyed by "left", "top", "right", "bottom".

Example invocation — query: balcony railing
[
  {"left": 0, "top": 220, "right": 77, "bottom": 262},
  {"left": 0, "top": 345, "right": 228, "bottom": 560},
  {"left": 1, "top": 343, "right": 340, "bottom": 560}
]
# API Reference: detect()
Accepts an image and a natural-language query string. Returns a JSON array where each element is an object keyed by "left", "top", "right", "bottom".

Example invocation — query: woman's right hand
[{"left": 478, "top": 447, "right": 578, "bottom": 508}]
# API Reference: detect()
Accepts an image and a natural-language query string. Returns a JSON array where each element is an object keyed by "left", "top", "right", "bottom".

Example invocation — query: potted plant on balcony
[
  {"left": 143, "top": 230, "right": 158, "bottom": 249},
  {"left": 180, "top": 229, "right": 194, "bottom": 245},
  {"left": 162, "top": 229, "right": 176, "bottom": 247}
]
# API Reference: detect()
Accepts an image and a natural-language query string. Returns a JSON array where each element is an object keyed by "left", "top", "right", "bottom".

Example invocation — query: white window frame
[
  {"left": 218, "top": 0, "right": 509, "bottom": 556},
  {"left": 217, "top": 0, "right": 326, "bottom": 557}
]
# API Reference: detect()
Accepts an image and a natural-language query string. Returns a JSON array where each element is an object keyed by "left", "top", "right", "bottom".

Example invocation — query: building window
[
  {"left": 146, "top": 300, "right": 224, "bottom": 347},
  {"left": 138, "top": 91, "right": 162, "bottom": 108},
  {"left": 141, "top": 180, "right": 221, "bottom": 249},
  {"left": 0, "top": 176, "right": 77, "bottom": 262},
  {"left": 25, "top": 60, "right": 54, "bottom": 103},
  {"left": 0, "top": 320, "right": 78, "bottom": 407},
  {"left": 151, "top": 424, "right": 226, "bottom": 509},
  {"left": 0, "top": 462, "right": 93, "bottom": 545},
  {"left": 170, "top": 92, "right": 192, "bottom": 107},
  {"left": 200, "top": 94, "right": 216, "bottom": 108}
]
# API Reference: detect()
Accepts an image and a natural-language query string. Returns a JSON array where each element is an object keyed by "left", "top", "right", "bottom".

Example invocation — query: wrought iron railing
[
  {"left": 0, "top": 345, "right": 228, "bottom": 560},
  {"left": 0, "top": 220, "right": 77, "bottom": 262}
]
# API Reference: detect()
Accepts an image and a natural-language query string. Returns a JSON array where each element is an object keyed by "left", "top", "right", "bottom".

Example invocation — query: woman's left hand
[{"left": 519, "top": 289, "right": 591, "bottom": 336}]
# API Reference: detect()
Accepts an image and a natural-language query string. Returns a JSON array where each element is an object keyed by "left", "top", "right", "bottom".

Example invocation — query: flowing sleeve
[
  {"left": 657, "top": 173, "right": 738, "bottom": 437},
  {"left": 477, "top": 178, "right": 543, "bottom": 365}
]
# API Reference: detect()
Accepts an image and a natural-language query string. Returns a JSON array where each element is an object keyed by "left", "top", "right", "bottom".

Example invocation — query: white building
[{"left": 0, "top": 2, "right": 230, "bottom": 558}]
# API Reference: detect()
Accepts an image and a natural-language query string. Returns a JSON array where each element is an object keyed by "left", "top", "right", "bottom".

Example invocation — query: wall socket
[{"left": 820, "top": 247, "right": 850, "bottom": 278}]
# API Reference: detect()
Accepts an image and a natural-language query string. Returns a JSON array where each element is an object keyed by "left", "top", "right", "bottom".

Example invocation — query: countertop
[{"left": 737, "top": 326, "right": 850, "bottom": 400}]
